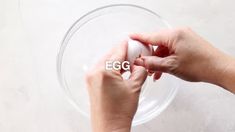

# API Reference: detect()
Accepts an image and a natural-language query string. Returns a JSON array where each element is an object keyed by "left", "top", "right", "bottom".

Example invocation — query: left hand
[{"left": 85, "top": 41, "right": 148, "bottom": 132}]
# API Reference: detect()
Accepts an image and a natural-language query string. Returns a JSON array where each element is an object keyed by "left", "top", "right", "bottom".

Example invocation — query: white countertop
[{"left": 0, "top": 0, "right": 234, "bottom": 131}]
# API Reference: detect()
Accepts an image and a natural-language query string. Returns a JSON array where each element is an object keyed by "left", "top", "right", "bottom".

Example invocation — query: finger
[
  {"left": 96, "top": 40, "right": 128, "bottom": 70},
  {"left": 128, "top": 65, "right": 148, "bottom": 88},
  {"left": 133, "top": 58, "right": 144, "bottom": 67},
  {"left": 140, "top": 56, "right": 174, "bottom": 73},
  {"left": 153, "top": 71, "right": 162, "bottom": 81},
  {"left": 129, "top": 30, "right": 172, "bottom": 47},
  {"left": 148, "top": 70, "right": 154, "bottom": 76},
  {"left": 134, "top": 57, "right": 163, "bottom": 79},
  {"left": 109, "top": 40, "right": 128, "bottom": 62}
]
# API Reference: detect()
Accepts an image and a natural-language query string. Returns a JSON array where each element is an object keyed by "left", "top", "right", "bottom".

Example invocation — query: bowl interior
[{"left": 57, "top": 4, "right": 178, "bottom": 126}]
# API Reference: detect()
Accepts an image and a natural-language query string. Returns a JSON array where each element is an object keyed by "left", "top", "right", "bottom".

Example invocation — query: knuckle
[
  {"left": 128, "top": 80, "right": 142, "bottom": 91},
  {"left": 162, "top": 57, "right": 178, "bottom": 73},
  {"left": 98, "top": 68, "right": 107, "bottom": 75},
  {"left": 172, "top": 27, "right": 191, "bottom": 39},
  {"left": 97, "top": 69, "right": 110, "bottom": 79},
  {"left": 85, "top": 71, "right": 93, "bottom": 83},
  {"left": 173, "top": 28, "right": 185, "bottom": 37},
  {"left": 169, "top": 28, "right": 184, "bottom": 44},
  {"left": 145, "top": 58, "right": 155, "bottom": 70},
  {"left": 138, "top": 33, "right": 144, "bottom": 38},
  {"left": 184, "top": 26, "right": 192, "bottom": 31},
  {"left": 180, "top": 26, "right": 192, "bottom": 31},
  {"left": 157, "top": 59, "right": 169, "bottom": 71},
  {"left": 85, "top": 68, "right": 107, "bottom": 84},
  {"left": 85, "top": 72, "right": 95, "bottom": 85}
]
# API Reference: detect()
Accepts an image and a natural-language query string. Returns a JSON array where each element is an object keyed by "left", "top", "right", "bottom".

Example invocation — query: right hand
[{"left": 131, "top": 27, "right": 235, "bottom": 91}]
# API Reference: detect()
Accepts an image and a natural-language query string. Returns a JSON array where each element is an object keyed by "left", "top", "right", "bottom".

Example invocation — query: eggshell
[{"left": 127, "top": 39, "right": 152, "bottom": 65}]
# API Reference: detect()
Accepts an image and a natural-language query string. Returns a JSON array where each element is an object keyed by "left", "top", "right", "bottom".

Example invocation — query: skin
[
  {"left": 85, "top": 27, "right": 235, "bottom": 132},
  {"left": 131, "top": 27, "right": 235, "bottom": 92},
  {"left": 85, "top": 42, "right": 147, "bottom": 132}
]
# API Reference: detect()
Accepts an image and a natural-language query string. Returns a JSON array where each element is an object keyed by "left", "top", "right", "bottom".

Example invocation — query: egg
[{"left": 127, "top": 39, "right": 152, "bottom": 66}]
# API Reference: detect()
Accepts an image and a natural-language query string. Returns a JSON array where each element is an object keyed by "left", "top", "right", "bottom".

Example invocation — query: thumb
[
  {"left": 127, "top": 65, "right": 148, "bottom": 88},
  {"left": 139, "top": 56, "right": 176, "bottom": 73}
]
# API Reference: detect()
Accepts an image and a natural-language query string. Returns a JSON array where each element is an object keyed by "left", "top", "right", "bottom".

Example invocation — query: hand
[
  {"left": 85, "top": 42, "right": 148, "bottom": 132},
  {"left": 131, "top": 27, "right": 235, "bottom": 93}
]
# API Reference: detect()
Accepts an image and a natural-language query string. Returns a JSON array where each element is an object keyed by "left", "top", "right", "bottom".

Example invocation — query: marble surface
[{"left": 0, "top": 0, "right": 234, "bottom": 132}]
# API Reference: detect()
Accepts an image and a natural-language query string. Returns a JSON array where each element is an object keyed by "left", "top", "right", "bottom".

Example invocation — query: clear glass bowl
[{"left": 57, "top": 4, "right": 179, "bottom": 126}]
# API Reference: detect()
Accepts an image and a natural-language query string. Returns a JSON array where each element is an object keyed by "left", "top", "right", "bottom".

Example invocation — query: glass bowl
[{"left": 57, "top": 4, "right": 179, "bottom": 126}]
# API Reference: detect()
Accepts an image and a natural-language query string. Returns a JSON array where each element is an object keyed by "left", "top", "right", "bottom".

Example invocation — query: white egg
[{"left": 127, "top": 39, "right": 152, "bottom": 66}]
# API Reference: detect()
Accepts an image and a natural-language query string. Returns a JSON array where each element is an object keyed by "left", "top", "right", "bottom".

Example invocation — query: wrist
[
  {"left": 93, "top": 122, "right": 131, "bottom": 132},
  {"left": 92, "top": 116, "right": 132, "bottom": 132},
  {"left": 208, "top": 52, "right": 235, "bottom": 93},
  {"left": 107, "top": 119, "right": 132, "bottom": 132},
  {"left": 217, "top": 55, "right": 235, "bottom": 93}
]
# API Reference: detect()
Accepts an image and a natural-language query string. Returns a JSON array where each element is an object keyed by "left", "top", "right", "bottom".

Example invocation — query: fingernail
[
  {"left": 147, "top": 70, "right": 154, "bottom": 76},
  {"left": 134, "top": 58, "right": 144, "bottom": 66}
]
